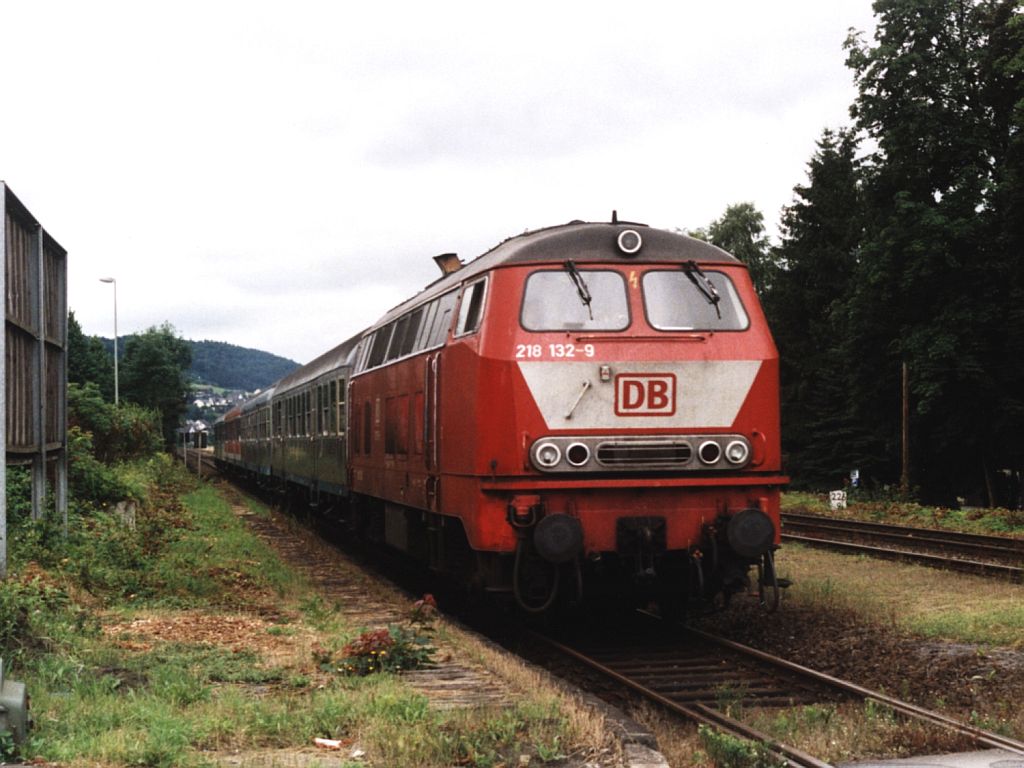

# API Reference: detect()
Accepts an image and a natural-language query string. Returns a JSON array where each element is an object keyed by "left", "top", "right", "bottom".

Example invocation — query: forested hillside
[
  {"left": 188, "top": 340, "right": 298, "bottom": 391},
  {"left": 98, "top": 335, "right": 298, "bottom": 392}
]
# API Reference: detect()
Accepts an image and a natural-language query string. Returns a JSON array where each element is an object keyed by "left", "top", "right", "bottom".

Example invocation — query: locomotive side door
[{"left": 424, "top": 351, "right": 441, "bottom": 511}]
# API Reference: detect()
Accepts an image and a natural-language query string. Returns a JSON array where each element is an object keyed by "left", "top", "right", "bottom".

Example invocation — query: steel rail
[
  {"left": 782, "top": 512, "right": 1024, "bottom": 557},
  {"left": 529, "top": 631, "right": 834, "bottom": 768},
  {"left": 685, "top": 626, "right": 1024, "bottom": 755},
  {"left": 782, "top": 533, "right": 1024, "bottom": 582}
]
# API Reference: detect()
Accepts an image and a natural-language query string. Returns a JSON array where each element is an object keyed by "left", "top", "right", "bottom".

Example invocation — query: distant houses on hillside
[{"left": 188, "top": 388, "right": 257, "bottom": 421}]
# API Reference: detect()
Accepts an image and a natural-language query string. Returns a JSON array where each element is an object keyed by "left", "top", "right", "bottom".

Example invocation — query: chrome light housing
[
  {"left": 698, "top": 440, "right": 722, "bottom": 465},
  {"left": 617, "top": 229, "right": 643, "bottom": 255},
  {"left": 725, "top": 439, "right": 751, "bottom": 465},
  {"left": 565, "top": 442, "right": 591, "bottom": 467},
  {"left": 534, "top": 442, "right": 562, "bottom": 469}
]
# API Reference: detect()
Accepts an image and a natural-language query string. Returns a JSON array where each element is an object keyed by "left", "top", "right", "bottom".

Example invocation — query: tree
[
  {"left": 841, "top": 0, "right": 1024, "bottom": 503},
  {"left": 769, "top": 129, "right": 869, "bottom": 487},
  {"left": 120, "top": 323, "right": 192, "bottom": 445},
  {"left": 695, "top": 203, "right": 777, "bottom": 296},
  {"left": 67, "top": 311, "right": 115, "bottom": 400}
]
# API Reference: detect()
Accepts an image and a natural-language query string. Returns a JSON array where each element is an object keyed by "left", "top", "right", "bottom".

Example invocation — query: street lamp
[{"left": 99, "top": 277, "right": 119, "bottom": 405}]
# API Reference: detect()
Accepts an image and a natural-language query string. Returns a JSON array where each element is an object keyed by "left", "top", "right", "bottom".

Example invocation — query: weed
[
  {"left": 864, "top": 699, "right": 896, "bottom": 724},
  {"left": 0, "top": 730, "right": 16, "bottom": 762},
  {"left": 535, "top": 733, "right": 566, "bottom": 761},
  {"left": 332, "top": 623, "right": 436, "bottom": 676},
  {"left": 300, "top": 594, "right": 335, "bottom": 628},
  {"left": 714, "top": 682, "right": 748, "bottom": 718},
  {"left": 698, "top": 725, "right": 786, "bottom": 768}
]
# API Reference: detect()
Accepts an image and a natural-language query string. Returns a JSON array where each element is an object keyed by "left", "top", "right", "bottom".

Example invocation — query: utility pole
[{"left": 900, "top": 361, "right": 910, "bottom": 496}]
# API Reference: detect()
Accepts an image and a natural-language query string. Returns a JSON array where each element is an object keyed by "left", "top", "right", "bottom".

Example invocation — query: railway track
[
  {"left": 781, "top": 511, "right": 1024, "bottom": 581},
  {"left": 529, "top": 617, "right": 1024, "bottom": 766},
  {"left": 205, "top": 472, "right": 1024, "bottom": 762},
  {"left": 530, "top": 624, "right": 838, "bottom": 768}
]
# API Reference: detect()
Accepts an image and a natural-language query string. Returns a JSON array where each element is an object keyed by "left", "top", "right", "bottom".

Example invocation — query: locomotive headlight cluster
[{"left": 530, "top": 434, "right": 752, "bottom": 472}]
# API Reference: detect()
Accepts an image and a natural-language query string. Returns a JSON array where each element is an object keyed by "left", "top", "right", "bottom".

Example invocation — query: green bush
[
  {"left": 0, "top": 577, "right": 72, "bottom": 660},
  {"left": 66, "top": 427, "right": 134, "bottom": 509},
  {"left": 68, "top": 382, "right": 162, "bottom": 463}
]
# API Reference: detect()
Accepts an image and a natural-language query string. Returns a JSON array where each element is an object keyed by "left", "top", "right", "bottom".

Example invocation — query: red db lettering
[
  {"left": 623, "top": 380, "right": 645, "bottom": 410},
  {"left": 615, "top": 374, "right": 676, "bottom": 416},
  {"left": 647, "top": 380, "right": 670, "bottom": 410}
]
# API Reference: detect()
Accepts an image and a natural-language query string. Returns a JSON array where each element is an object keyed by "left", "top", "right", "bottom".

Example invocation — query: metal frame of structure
[{"left": 1, "top": 182, "right": 68, "bottom": 579}]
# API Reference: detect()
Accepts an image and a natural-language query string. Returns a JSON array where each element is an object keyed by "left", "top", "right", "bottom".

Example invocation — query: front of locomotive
[{"left": 484, "top": 221, "right": 787, "bottom": 614}]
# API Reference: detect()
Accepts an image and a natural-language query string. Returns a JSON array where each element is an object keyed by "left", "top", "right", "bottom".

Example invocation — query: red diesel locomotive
[{"left": 214, "top": 217, "right": 787, "bottom": 613}]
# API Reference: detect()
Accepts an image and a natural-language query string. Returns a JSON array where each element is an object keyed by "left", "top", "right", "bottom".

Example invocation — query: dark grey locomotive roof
[
  {"left": 264, "top": 221, "right": 741, "bottom": 392},
  {"left": 375, "top": 221, "right": 739, "bottom": 328}
]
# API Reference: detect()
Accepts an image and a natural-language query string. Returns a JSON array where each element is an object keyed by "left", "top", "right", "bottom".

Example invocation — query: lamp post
[{"left": 99, "top": 277, "right": 119, "bottom": 405}]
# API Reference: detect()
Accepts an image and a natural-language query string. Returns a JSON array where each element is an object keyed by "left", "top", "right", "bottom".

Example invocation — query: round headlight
[
  {"left": 535, "top": 442, "right": 561, "bottom": 468},
  {"left": 617, "top": 229, "right": 643, "bottom": 255},
  {"left": 724, "top": 440, "right": 750, "bottom": 465},
  {"left": 565, "top": 442, "right": 590, "bottom": 467},
  {"left": 698, "top": 440, "right": 722, "bottom": 465}
]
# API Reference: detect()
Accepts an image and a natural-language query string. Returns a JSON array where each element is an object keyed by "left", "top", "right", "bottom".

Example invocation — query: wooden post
[{"left": 900, "top": 361, "right": 910, "bottom": 496}]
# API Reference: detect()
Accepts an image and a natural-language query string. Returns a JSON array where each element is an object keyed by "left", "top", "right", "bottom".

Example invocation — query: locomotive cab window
[
  {"left": 423, "top": 289, "right": 459, "bottom": 348},
  {"left": 454, "top": 278, "right": 487, "bottom": 337},
  {"left": 521, "top": 269, "right": 629, "bottom": 331},
  {"left": 642, "top": 270, "right": 749, "bottom": 331}
]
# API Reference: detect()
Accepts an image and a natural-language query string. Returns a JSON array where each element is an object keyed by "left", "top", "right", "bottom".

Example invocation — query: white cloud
[{"left": 1, "top": 0, "right": 875, "bottom": 363}]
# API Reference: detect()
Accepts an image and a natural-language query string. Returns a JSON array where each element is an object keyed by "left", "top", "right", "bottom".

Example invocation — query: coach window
[
  {"left": 454, "top": 278, "right": 487, "bottom": 337},
  {"left": 642, "top": 270, "right": 749, "bottom": 331},
  {"left": 329, "top": 381, "right": 337, "bottom": 434},
  {"left": 316, "top": 385, "right": 324, "bottom": 434},
  {"left": 521, "top": 270, "right": 629, "bottom": 331}
]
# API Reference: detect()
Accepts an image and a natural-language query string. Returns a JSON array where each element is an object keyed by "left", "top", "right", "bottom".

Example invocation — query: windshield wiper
[
  {"left": 683, "top": 260, "right": 722, "bottom": 319},
  {"left": 564, "top": 260, "right": 594, "bottom": 320}
]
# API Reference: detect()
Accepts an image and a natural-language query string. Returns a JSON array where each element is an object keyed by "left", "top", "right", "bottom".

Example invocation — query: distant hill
[
  {"left": 188, "top": 340, "right": 299, "bottom": 391},
  {"left": 100, "top": 336, "right": 299, "bottom": 392}
]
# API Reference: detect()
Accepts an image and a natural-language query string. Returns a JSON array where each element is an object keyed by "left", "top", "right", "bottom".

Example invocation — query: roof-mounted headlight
[{"left": 617, "top": 229, "right": 642, "bottom": 256}]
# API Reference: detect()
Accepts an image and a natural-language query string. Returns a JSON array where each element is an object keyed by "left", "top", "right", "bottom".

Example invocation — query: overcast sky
[{"left": 1, "top": 1, "right": 876, "bottom": 364}]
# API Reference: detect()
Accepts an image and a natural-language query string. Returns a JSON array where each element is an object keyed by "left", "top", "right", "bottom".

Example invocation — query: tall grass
[{"left": 3, "top": 466, "right": 588, "bottom": 767}]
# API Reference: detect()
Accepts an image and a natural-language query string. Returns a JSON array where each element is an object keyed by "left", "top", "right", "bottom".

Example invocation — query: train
[{"left": 213, "top": 216, "right": 788, "bottom": 614}]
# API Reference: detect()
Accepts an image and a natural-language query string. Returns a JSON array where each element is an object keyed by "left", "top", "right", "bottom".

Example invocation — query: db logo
[{"left": 615, "top": 373, "right": 676, "bottom": 416}]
